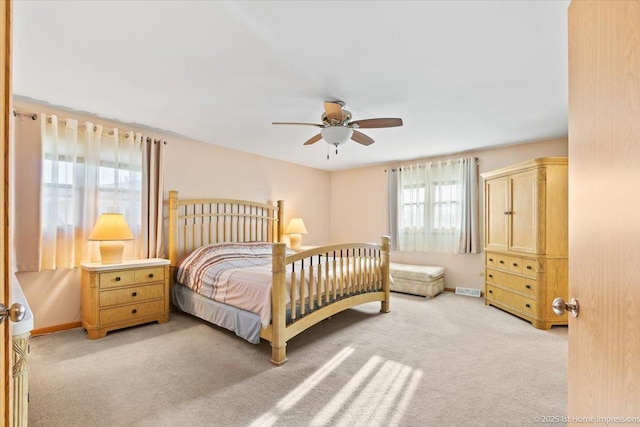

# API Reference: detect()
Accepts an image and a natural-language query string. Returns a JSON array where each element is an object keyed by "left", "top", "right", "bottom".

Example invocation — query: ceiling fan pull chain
[{"left": 335, "top": 143, "right": 339, "bottom": 156}]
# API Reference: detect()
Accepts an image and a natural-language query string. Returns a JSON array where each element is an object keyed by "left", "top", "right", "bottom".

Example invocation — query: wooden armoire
[{"left": 482, "top": 157, "right": 568, "bottom": 329}]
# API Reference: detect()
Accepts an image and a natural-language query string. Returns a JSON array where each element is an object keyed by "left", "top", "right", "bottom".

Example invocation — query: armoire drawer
[
  {"left": 486, "top": 268, "right": 537, "bottom": 297},
  {"left": 486, "top": 284, "right": 537, "bottom": 317},
  {"left": 508, "top": 256, "right": 523, "bottom": 274},
  {"left": 522, "top": 258, "right": 537, "bottom": 278}
]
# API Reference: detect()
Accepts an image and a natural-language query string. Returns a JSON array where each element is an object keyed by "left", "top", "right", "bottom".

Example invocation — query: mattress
[{"left": 172, "top": 282, "right": 263, "bottom": 344}]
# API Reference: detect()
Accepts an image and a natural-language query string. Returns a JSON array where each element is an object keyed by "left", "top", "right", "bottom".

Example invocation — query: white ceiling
[{"left": 12, "top": 0, "right": 570, "bottom": 172}]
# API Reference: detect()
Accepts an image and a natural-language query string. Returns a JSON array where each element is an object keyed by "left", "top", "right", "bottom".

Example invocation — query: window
[
  {"left": 401, "top": 184, "right": 425, "bottom": 230},
  {"left": 40, "top": 116, "right": 143, "bottom": 269},
  {"left": 42, "top": 158, "right": 142, "bottom": 228},
  {"left": 431, "top": 180, "right": 461, "bottom": 231},
  {"left": 390, "top": 157, "right": 479, "bottom": 254}
]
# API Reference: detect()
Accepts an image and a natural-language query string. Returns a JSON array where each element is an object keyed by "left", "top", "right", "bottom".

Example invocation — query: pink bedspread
[{"left": 176, "top": 243, "right": 281, "bottom": 328}]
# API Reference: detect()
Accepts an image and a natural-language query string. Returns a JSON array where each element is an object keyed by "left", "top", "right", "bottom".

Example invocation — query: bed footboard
[{"left": 267, "top": 236, "right": 391, "bottom": 366}]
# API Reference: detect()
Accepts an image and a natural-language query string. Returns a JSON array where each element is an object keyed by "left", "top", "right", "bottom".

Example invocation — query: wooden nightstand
[{"left": 81, "top": 258, "right": 170, "bottom": 339}]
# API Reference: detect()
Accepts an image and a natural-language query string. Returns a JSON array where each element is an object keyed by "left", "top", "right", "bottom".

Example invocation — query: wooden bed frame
[{"left": 168, "top": 190, "right": 390, "bottom": 365}]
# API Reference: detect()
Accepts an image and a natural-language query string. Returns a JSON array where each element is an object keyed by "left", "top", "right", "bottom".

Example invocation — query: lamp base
[
  {"left": 289, "top": 234, "right": 302, "bottom": 251},
  {"left": 99, "top": 241, "right": 125, "bottom": 264}
]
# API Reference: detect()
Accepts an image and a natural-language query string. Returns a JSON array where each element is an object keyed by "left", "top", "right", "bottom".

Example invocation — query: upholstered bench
[{"left": 389, "top": 262, "right": 445, "bottom": 298}]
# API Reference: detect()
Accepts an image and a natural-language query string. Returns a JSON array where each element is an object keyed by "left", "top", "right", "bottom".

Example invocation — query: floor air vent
[{"left": 455, "top": 287, "right": 482, "bottom": 297}]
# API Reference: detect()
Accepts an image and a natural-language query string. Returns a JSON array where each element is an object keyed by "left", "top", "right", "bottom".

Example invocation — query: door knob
[
  {"left": 0, "top": 302, "right": 26, "bottom": 324},
  {"left": 552, "top": 297, "right": 579, "bottom": 317}
]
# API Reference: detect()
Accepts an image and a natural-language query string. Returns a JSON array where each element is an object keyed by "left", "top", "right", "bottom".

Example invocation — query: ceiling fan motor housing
[{"left": 321, "top": 109, "right": 352, "bottom": 126}]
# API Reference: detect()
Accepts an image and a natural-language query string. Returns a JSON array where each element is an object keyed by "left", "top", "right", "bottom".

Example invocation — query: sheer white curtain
[
  {"left": 395, "top": 157, "right": 479, "bottom": 253},
  {"left": 40, "top": 115, "right": 143, "bottom": 269}
]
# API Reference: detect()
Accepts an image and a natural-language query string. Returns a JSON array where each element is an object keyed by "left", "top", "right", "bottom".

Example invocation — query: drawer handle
[
  {"left": 525, "top": 285, "right": 531, "bottom": 289},
  {"left": 132, "top": 309, "right": 137, "bottom": 314},
  {"left": 499, "top": 260, "right": 504, "bottom": 264},
  {"left": 525, "top": 303, "right": 531, "bottom": 308},
  {"left": 115, "top": 277, "right": 121, "bottom": 282},
  {"left": 526, "top": 266, "right": 532, "bottom": 270},
  {"left": 488, "top": 258, "right": 493, "bottom": 262},
  {"left": 132, "top": 292, "right": 138, "bottom": 297},
  {"left": 488, "top": 274, "right": 493, "bottom": 278},
  {"left": 488, "top": 290, "right": 493, "bottom": 294},
  {"left": 512, "top": 263, "right": 518, "bottom": 267},
  {"left": 148, "top": 273, "right": 154, "bottom": 278}
]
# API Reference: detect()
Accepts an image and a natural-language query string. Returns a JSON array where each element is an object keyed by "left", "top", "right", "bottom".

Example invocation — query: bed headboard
[{"left": 168, "top": 190, "right": 284, "bottom": 267}]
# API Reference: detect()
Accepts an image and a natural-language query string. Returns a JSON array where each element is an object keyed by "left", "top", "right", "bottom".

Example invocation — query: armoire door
[
  {"left": 508, "top": 169, "right": 537, "bottom": 254},
  {"left": 568, "top": 0, "right": 640, "bottom": 420},
  {"left": 485, "top": 176, "right": 509, "bottom": 252}
]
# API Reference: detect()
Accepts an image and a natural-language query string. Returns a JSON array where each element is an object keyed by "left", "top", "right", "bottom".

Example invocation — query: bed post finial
[{"left": 381, "top": 235, "right": 391, "bottom": 313}]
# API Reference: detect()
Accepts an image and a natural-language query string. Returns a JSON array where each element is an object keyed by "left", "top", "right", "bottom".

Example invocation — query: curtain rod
[
  {"left": 12, "top": 110, "right": 37, "bottom": 120},
  {"left": 385, "top": 157, "right": 479, "bottom": 172},
  {"left": 12, "top": 108, "right": 166, "bottom": 143}
]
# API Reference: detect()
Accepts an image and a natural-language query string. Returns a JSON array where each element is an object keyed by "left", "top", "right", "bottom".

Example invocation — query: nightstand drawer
[
  {"left": 99, "top": 283, "right": 165, "bottom": 307},
  {"left": 99, "top": 270, "right": 135, "bottom": 288},
  {"left": 99, "top": 299, "right": 165, "bottom": 325},
  {"left": 135, "top": 267, "right": 165, "bottom": 284}
]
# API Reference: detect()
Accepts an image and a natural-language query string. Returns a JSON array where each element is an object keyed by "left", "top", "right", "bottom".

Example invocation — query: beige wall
[
  {"left": 13, "top": 99, "right": 331, "bottom": 330},
  {"left": 330, "top": 138, "right": 568, "bottom": 292},
  {"left": 13, "top": 96, "right": 567, "bottom": 329}
]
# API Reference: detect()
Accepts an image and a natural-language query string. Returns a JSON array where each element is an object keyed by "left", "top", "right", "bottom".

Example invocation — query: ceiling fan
[{"left": 272, "top": 101, "right": 403, "bottom": 157}]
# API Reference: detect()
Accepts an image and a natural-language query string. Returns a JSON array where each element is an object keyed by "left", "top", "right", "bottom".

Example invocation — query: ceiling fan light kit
[
  {"left": 273, "top": 101, "right": 403, "bottom": 159},
  {"left": 320, "top": 126, "right": 353, "bottom": 145}
]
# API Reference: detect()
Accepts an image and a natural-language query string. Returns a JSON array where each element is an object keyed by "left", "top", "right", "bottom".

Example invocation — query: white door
[{"left": 568, "top": 0, "right": 640, "bottom": 420}]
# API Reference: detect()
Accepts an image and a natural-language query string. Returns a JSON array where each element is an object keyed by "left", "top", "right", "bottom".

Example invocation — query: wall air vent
[{"left": 455, "top": 287, "right": 482, "bottom": 297}]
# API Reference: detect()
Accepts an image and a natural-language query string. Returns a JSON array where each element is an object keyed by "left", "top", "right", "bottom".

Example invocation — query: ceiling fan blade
[
  {"left": 324, "top": 101, "right": 344, "bottom": 123},
  {"left": 350, "top": 118, "right": 403, "bottom": 128},
  {"left": 272, "top": 122, "right": 324, "bottom": 127},
  {"left": 303, "top": 133, "right": 323, "bottom": 145},
  {"left": 351, "top": 130, "right": 375, "bottom": 146}
]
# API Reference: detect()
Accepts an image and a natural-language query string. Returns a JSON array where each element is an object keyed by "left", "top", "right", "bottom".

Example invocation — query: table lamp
[
  {"left": 88, "top": 213, "right": 134, "bottom": 264},
  {"left": 285, "top": 218, "right": 307, "bottom": 250}
]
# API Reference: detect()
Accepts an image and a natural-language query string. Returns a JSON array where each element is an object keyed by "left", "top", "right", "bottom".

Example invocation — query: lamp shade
[
  {"left": 88, "top": 213, "right": 134, "bottom": 241},
  {"left": 321, "top": 126, "right": 353, "bottom": 145},
  {"left": 285, "top": 218, "right": 308, "bottom": 235},
  {"left": 89, "top": 213, "right": 134, "bottom": 264}
]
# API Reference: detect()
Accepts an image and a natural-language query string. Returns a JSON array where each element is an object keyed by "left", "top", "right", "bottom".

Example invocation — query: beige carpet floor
[{"left": 28, "top": 292, "right": 568, "bottom": 427}]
